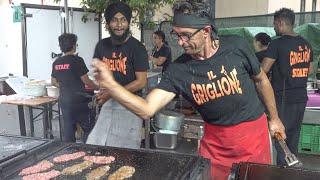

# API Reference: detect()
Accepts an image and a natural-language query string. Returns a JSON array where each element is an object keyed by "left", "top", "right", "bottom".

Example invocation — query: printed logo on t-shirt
[
  {"left": 191, "top": 65, "right": 243, "bottom": 105},
  {"left": 55, "top": 64, "right": 70, "bottom": 70},
  {"left": 290, "top": 45, "right": 311, "bottom": 78},
  {"left": 102, "top": 52, "right": 127, "bottom": 75}
]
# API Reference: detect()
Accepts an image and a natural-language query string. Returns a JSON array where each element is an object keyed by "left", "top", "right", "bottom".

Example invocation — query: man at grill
[
  {"left": 86, "top": 1, "right": 149, "bottom": 149},
  {"left": 92, "top": 2, "right": 286, "bottom": 179},
  {"left": 261, "top": 8, "right": 313, "bottom": 166}
]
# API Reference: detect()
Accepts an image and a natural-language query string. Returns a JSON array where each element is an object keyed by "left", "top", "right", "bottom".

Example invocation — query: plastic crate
[{"left": 299, "top": 124, "right": 320, "bottom": 154}]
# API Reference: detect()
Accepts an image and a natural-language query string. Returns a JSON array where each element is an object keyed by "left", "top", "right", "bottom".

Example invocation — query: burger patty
[
  {"left": 86, "top": 165, "right": 110, "bottom": 180},
  {"left": 22, "top": 170, "right": 60, "bottom": 180},
  {"left": 62, "top": 161, "right": 93, "bottom": 175},
  {"left": 19, "top": 160, "right": 54, "bottom": 176},
  {"left": 108, "top": 166, "right": 135, "bottom": 180},
  {"left": 53, "top": 151, "right": 86, "bottom": 163},
  {"left": 83, "top": 155, "right": 115, "bottom": 164}
]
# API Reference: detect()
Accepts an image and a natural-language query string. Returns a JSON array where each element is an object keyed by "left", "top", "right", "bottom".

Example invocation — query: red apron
[{"left": 199, "top": 113, "right": 271, "bottom": 180}]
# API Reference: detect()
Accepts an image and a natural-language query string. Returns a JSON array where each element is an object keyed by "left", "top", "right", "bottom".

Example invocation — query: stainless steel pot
[{"left": 153, "top": 110, "right": 185, "bottom": 131}]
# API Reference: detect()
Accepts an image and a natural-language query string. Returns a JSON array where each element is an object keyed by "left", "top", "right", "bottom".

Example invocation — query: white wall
[
  {"left": 7, "top": 0, "right": 81, "bottom": 7},
  {"left": 215, "top": 0, "right": 269, "bottom": 18},
  {"left": 0, "top": 6, "right": 23, "bottom": 77},
  {"left": 268, "top": 0, "right": 320, "bottom": 13},
  {"left": 268, "top": 0, "right": 301, "bottom": 13}
]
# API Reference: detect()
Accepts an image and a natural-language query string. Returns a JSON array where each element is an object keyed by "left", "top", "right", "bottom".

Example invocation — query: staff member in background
[
  {"left": 92, "top": 2, "right": 286, "bottom": 179},
  {"left": 253, "top": 32, "right": 272, "bottom": 79},
  {"left": 262, "top": 8, "right": 313, "bottom": 166},
  {"left": 86, "top": 1, "right": 149, "bottom": 149},
  {"left": 253, "top": 32, "right": 271, "bottom": 62},
  {"left": 51, "top": 33, "right": 98, "bottom": 142},
  {"left": 149, "top": 30, "right": 172, "bottom": 73}
]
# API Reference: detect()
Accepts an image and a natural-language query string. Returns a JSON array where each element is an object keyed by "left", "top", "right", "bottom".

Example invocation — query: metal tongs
[{"left": 274, "top": 132, "right": 303, "bottom": 167}]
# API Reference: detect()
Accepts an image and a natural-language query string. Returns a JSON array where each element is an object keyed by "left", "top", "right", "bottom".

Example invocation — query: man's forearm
[
  {"left": 256, "top": 78, "right": 279, "bottom": 119},
  {"left": 106, "top": 81, "right": 155, "bottom": 119},
  {"left": 87, "top": 80, "right": 99, "bottom": 90},
  {"left": 124, "top": 80, "right": 147, "bottom": 93}
]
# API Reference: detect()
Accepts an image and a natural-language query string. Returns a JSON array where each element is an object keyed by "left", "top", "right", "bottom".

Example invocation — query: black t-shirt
[
  {"left": 265, "top": 35, "right": 313, "bottom": 103},
  {"left": 51, "top": 55, "right": 89, "bottom": 103},
  {"left": 255, "top": 50, "right": 267, "bottom": 63},
  {"left": 152, "top": 44, "right": 172, "bottom": 73},
  {"left": 93, "top": 36, "right": 149, "bottom": 95},
  {"left": 157, "top": 35, "right": 265, "bottom": 125},
  {"left": 255, "top": 50, "right": 272, "bottom": 79}
]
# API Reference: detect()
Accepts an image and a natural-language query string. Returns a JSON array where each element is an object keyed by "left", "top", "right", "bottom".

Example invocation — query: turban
[{"left": 104, "top": 2, "right": 132, "bottom": 24}]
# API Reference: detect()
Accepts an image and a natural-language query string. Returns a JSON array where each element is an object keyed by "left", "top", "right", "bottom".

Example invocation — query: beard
[
  {"left": 275, "top": 30, "right": 281, "bottom": 36},
  {"left": 109, "top": 28, "right": 130, "bottom": 44}
]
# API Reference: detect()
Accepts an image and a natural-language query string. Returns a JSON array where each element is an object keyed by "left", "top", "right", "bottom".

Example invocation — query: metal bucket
[{"left": 153, "top": 110, "right": 185, "bottom": 131}]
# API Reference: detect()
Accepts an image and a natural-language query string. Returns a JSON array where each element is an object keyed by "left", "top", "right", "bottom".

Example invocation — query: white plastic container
[
  {"left": 23, "top": 80, "right": 47, "bottom": 97},
  {"left": 46, "top": 86, "right": 59, "bottom": 98},
  {"left": 23, "top": 84, "right": 46, "bottom": 96}
]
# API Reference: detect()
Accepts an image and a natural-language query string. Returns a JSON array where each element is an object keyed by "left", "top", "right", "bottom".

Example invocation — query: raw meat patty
[
  {"left": 19, "top": 160, "right": 54, "bottom": 176},
  {"left": 22, "top": 170, "right": 60, "bottom": 180},
  {"left": 53, "top": 151, "right": 86, "bottom": 163}
]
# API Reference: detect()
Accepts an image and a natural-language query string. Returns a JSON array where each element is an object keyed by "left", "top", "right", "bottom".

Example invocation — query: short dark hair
[
  {"left": 154, "top": 30, "right": 166, "bottom": 42},
  {"left": 254, "top": 33, "right": 271, "bottom": 46},
  {"left": 58, "top": 33, "right": 77, "bottom": 53},
  {"left": 173, "top": 1, "right": 210, "bottom": 18},
  {"left": 274, "top": 8, "right": 295, "bottom": 26}
]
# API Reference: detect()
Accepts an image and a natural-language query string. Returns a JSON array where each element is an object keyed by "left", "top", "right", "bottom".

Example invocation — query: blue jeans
[{"left": 59, "top": 101, "right": 94, "bottom": 142}]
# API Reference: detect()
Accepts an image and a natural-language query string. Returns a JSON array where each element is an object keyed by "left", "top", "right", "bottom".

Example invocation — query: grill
[
  {"left": 230, "top": 162, "right": 320, "bottom": 180},
  {"left": 0, "top": 137, "right": 210, "bottom": 180},
  {"left": 0, "top": 134, "right": 52, "bottom": 165}
]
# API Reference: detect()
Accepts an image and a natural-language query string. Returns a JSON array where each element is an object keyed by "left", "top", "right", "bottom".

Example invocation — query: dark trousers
[
  {"left": 59, "top": 101, "right": 94, "bottom": 142},
  {"left": 275, "top": 100, "right": 306, "bottom": 166}
]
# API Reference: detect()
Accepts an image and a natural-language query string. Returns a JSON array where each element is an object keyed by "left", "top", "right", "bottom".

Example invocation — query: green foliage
[{"left": 54, "top": 0, "right": 174, "bottom": 26}]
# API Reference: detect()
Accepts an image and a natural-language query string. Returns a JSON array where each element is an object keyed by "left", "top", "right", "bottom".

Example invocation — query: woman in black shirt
[
  {"left": 253, "top": 32, "right": 271, "bottom": 62},
  {"left": 149, "top": 30, "right": 172, "bottom": 73},
  {"left": 253, "top": 32, "right": 272, "bottom": 79}
]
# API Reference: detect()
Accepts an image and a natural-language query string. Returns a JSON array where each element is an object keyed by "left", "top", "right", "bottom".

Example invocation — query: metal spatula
[{"left": 275, "top": 132, "right": 303, "bottom": 167}]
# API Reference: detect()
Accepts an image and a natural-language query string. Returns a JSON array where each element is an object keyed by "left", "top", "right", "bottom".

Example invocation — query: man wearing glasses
[{"left": 92, "top": 2, "right": 285, "bottom": 179}]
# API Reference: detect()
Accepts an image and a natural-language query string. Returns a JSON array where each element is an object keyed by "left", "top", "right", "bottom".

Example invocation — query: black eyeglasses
[{"left": 170, "top": 28, "right": 203, "bottom": 42}]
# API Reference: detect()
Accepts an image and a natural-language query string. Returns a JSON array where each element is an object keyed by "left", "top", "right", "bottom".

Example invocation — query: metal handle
[
  {"left": 275, "top": 133, "right": 301, "bottom": 167},
  {"left": 275, "top": 132, "right": 292, "bottom": 155},
  {"left": 274, "top": 132, "right": 283, "bottom": 141}
]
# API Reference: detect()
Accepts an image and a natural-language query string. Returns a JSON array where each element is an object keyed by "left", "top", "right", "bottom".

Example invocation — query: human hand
[
  {"left": 96, "top": 90, "right": 110, "bottom": 105},
  {"left": 268, "top": 117, "right": 286, "bottom": 139},
  {"left": 92, "top": 59, "right": 115, "bottom": 89}
]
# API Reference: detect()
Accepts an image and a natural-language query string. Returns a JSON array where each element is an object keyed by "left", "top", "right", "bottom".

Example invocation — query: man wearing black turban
[
  {"left": 86, "top": 1, "right": 149, "bottom": 149},
  {"left": 104, "top": 1, "right": 132, "bottom": 43},
  {"left": 92, "top": 2, "right": 286, "bottom": 179}
]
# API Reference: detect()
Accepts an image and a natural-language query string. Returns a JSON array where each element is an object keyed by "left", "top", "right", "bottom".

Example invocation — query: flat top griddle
[
  {"left": 3, "top": 142, "right": 210, "bottom": 180},
  {"left": 0, "top": 134, "right": 51, "bottom": 164},
  {"left": 231, "top": 162, "right": 320, "bottom": 180}
]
